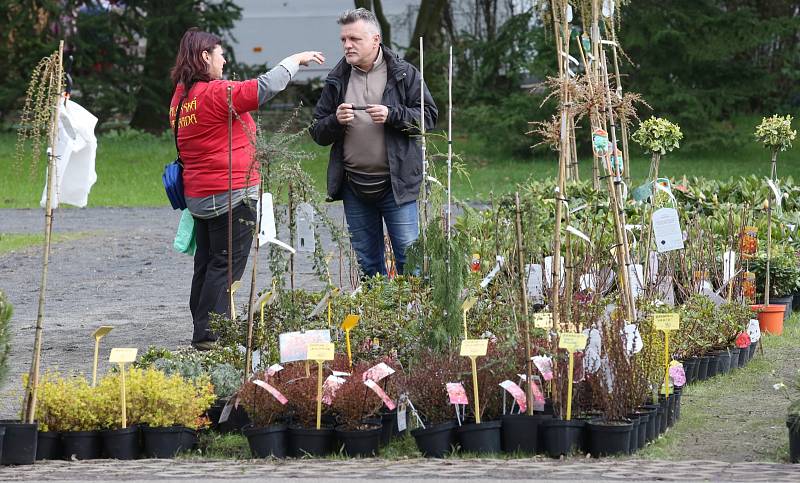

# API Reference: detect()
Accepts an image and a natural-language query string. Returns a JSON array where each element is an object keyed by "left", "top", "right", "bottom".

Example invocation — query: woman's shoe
[{"left": 191, "top": 340, "right": 215, "bottom": 351}]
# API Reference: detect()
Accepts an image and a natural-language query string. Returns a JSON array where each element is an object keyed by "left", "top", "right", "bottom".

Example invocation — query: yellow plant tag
[
  {"left": 109, "top": 348, "right": 138, "bottom": 363},
  {"left": 93, "top": 326, "right": 113, "bottom": 340},
  {"left": 653, "top": 313, "right": 680, "bottom": 331},
  {"left": 558, "top": 333, "right": 588, "bottom": 352},
  {"left": 306, "top": 342, "right": 335, "bottom": 361},
  {"left": 459, "top": 339, "right": 489, "bottom": 357},
  {"left": 533, "top": 313, "right": 552, "bottom": 329},
  {"left": 341, "top": 314, "right": 360, "bottom": 331},
  {"left": 461, "top": 296, "right": 477, "bottom": 312},
  {"left": 230, "top": 280, "right": 242, "bottom": 293}
]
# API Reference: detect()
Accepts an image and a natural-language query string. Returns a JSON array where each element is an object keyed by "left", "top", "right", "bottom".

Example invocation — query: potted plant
[
  {"left": 407, "top": 349, "right": 462, "bottom": 458},
  {"left": 0, "top": 291, "right": 39, "bottom": 466},
  {"left": 238, "top": 369, "right": 289, "bottom": 458},
  {"left": 282, "top": 362, "right": 336, "bottom": 457},
  {"left": 331, "top": 363, "right": 384, "bottom": 457},
  {"left": 127, "top": 368, "right": 215, "bottom": 458},
  {"left": 94, "top": 369, "right": 143, "bottom": 460},
  {"left": 458, "top": 341, "right": 503, "bottom": 454},
  {"left": 33, "top": 371, "right": 102, "bottom": 460},
  {"left": 751, "top": 243, "right": 800, "bottom": 332}
]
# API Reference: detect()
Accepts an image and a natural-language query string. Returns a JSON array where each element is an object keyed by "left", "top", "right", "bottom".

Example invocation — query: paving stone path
[{"left": 1, "top": 457, "right": 799, "bottom": 481}]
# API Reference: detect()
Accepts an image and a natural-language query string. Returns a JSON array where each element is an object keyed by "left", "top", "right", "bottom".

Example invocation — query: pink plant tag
[
  {"left": 532, "top": 356, "right": 554, "bottom": 381},
  {"left": 499, "top": 380, "right": 527, "bottom": 412},
  {"left": 253, "top": 379, "right": 288, "bottom": 405},
  {"left": 446, "top": 382, "right": 469, "bottom": 405},
  {"left": 267, "top": 364, "right": 284, "bottom": 377},
  {"left": 530, "top": 377, "right": 545, "bottom": 411},
  {"left": 362, "top": 362, "right": 395, "bottom": 382},
  {"left": 322, "top": 375, "right": 346, "bottom": 405},
  {"left": 364, "top": 379, "right": 396, "bottom": 410}
]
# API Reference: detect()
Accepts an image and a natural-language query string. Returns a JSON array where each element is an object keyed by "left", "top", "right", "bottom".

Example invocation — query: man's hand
[
  {"left": 336, "top": 103, "right": 355, "bottom": 125},
  {"left": 365, "top": 104, "right": 389, "bottom": 124},
  {"left": 291, "top": 51, "right": 325, "bottom": 66}
]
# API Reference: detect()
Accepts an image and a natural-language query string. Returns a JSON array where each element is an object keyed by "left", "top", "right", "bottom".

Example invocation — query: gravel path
[{"left": 0, "top": 206, "right": 349, "bottom": 418}]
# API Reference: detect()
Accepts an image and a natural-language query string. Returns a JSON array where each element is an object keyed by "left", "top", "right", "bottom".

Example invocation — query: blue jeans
[{"left": 341, "top": 181, "right": 419, "bottom": 277}]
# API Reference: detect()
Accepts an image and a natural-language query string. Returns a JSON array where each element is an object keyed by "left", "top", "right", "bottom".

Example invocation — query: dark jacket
[{"left": 309, "top": 45, "right": 438, "bottom": 204}]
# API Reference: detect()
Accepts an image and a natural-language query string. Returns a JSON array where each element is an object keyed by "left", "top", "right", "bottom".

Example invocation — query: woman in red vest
[{"left": 170, "top": 28, "right": 324, "bottom": 350}]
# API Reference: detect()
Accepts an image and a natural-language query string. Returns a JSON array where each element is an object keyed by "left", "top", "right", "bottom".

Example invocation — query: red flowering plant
[
  {"left": 237, "top": 368, "right": 290, "bottom": 428},
  {"left": 735, "top": 332, "right": 751, "bottom": 349}
]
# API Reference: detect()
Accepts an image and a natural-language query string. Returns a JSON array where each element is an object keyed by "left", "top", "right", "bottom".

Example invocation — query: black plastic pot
[
  {"left": 587, "top": 420, "right": 633, "bottom": 457},
  {"left": 728, "top": 347, "right": 740, "bottom": 371},
  {"left": 289, "top": 426, "right": 335, "bottom": 457},
  {"left": 657, "top": 399, "right": 668, "bottom": 435},
  {"left": 637, "top": 406, "right": 658, "bottom": 444},
  {"left": 142, "top": 426, "right": 194, "bottom": 458},
  {"left": 207, "top": 398, "right": 251, "bottom": 434},
  {"left": 697, "top": 355, "right": 711, "bottom": 381},
  {"left": 243, "top": 423, "right": 287, "bottom": 458},
  {"left": 501, "top": 413, "right": 550, "bottom": 454},
  {"left": 772, "top": 294, "right": 793, "bottom": 321},
  {"left": 36, "top": 431, "right": 61, "bottom": 460},
  {"left": 0, "top": 426, "right": 4, "bottom": 463},
  {"left": 378, "top": 411, "right": 400, "bottom": 445},
  {"left": 625, "top": 415, "right": 641, "bottom": 454},
  {"left": 717, "top": 350, "right": 732, "bottom": 374},
  {"left": 457, "top": 420, "right": 502, "bottom": 454},
  {"left": 0, "top": 420, "right": 38, "bottom": 465},
  {"left": 788, "top": 415, "right": 800, "bottom": 463},
  {"left": 101, "top": 426, "right": 140, "bottom": 460},
  {"left": 411, "top": 420, "right": 456, "bottom": 458},
  {"left": 336, "top": 423, "right": 382, "bottom": 457},
  {"left": 539, "top": 419, "right": 585, "bottom": 458},
  {"left": 635, "top": 413, "right": 649, "bottom": 449},
  {"left": 683, "top": 358, "right": 699, "bottom": 385},
  {"left": 61, "top": 430, "right": 102, "bottom": 460},
  {"left": 707, "top": 353, "right": 720, "bottom": 378}
]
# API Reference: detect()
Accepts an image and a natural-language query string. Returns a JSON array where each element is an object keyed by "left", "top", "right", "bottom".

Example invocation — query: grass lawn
[
  {"left": 2, "top": 115, "right": 799, "bottom": 208},
  {"left": 0, "top": 232, "right": 94, "bottom": 256}
]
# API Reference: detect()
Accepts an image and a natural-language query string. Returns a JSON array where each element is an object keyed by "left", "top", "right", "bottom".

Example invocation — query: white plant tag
[
  {"left": 580, "top": 273, "right": 596, "bottom": 292},
  {"left": 258, "top": 193, "right": 295, "bottom": 253},
  {"left": 652, "top": 207, "right": 684, "bottom": 253},
  {"left": 602, "top": 0, "right": 615, "bottom": 17},
  {"left": 629, "top": 264, "right": 644, "bottom": 300},
  {"left": 251, "top": 349, "right": 260, "bottom": 372},
  {"left": 525, "top": 264, "right": 544, "bottom": 303},
  {"left": 295, "top": 202, "right": 315, "bottom": 253},
  {"left": 723, "top": 250, "right": 737, "bottom": 283},
  {"left": 397, "top": 406, "right": 407, "bottom": 432},
  {"left": 583, "top": 327, "right": 602, "bottom": 373},
  {"left": 624, "top": 323, "right": 643, "bottom": 355},
  {"left": 747, "top": 319, "right": 761, "bottom": 342},
  {"left": 649, "top": 251, "right": 659, "bottom": 283},
  {"left": 700, "top": 286, "right": 726, "bottom": 307},
  {"left": 480, "top": 256, "right": 504, "bottom": 288}
]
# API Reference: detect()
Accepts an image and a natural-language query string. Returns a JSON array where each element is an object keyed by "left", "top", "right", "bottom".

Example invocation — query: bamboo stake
[
  {"left": 24, "top": 41, "right": 64, "bottom": 423},
  {"left": 514, "top": 193, "right": 534, "bottom": 415},
  {"left": 446, "top": 46, "right": 453, "bottom": 246},
  {"left": 764, "top": 149, "right": 778, "bottom": 306},
  {"left": 227, "top": 86, "right": 234, "bottom": 319},
  {"left": 244, "top": 189, "right": 262, "bottom": 380},
  {"left": 419, "top": 37, "right": 429, "bottom": 278},
  {"left": 641, "top": 152, "right": 661, "bottom": 291},
  {"left": 608, "top": 15, "right": 631, "bottom": 183}
]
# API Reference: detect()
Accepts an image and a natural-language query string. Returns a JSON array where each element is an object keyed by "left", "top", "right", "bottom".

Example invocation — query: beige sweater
[{"left": 343, "top": 48, "right": 389, "bottom": 176}]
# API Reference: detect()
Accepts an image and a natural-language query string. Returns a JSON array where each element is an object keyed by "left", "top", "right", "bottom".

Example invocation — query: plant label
[
  {"left": 364, "top": 379, "right": 396, "bottom": 410},
  {"left": 533, "top": 312, "right": 552, "bottom": 329},
  {"left": 446, "top": 382, "right": 468, "bottom": 405},
  {"left": 624, "top": 324, "right": 643, "bottom": 355},
  {"left": 629, "top": 264, "right": 644, "bottom": 300},
  {"left": 257, "top": 192, "right": 295, "bottom": 253},
  {"left": 93, "top": 326, "right": 113, "bottom": 340},
  {"left": 253, "top": 379, "right": 288, "bottom": 405},
  {"left": 632, "top": 181, "right": 653, "bottom": 203},
  {"left": 295, "top": 202, "right": 316, "bottom": 253},
  {"left": 251, "top": 349, "right": 260, "bottom": 372},
  {"left": 649, "top": 251, "right": 659, "bottom": 283},
  {"left": 524, "top": 264, "right": 544, "bottom": 303},
  {"left": 747, "top": 319, "right": 761, "bottom": 342},
  {"left": 109, "top": 348, "right": 137, "bottom": 363},
  {"left": 566, "top": 225, "right": 592, "bottom": 245},
  {"left": 740, "top": 226, "right": 758, "bottom": 259},
  {"left": 652, "top": 207, "right": 684, "bottom": 253},
  {"left": 653, "top": 313, "right": 680, "bottom": 331},
  {"left": 322, "top": 375, "right": 346, "bottom": 405},
  {"left": 459, "top": 339, "right": 489, "bottom": 357},
  {"left": 499, "top": 380, "right": 527, "bottom": 412},
  {"left": 397, "top": 406, "right": 407, "bottom": 432},
  {"left": 532, "top": 356, "right": 554, "bottom": 381},
  {"left": 461, "top": 296, "right": 477, "bottom": 313},
  {"left": 580, "top": 273, "right": 596, "bottom": 292},
  {"left": 723, "top": 250, "right": 737, "bottom": 283},
  {"left": 308, "top": 290, "right": 331, "bottom": 319},
  {"left": 341, "top": 314, "right": 360, "bottom": 331},
  {"left": 583, "top": 328, "right": 602, "bottom": 373},
  {"left": 544, "top": 256, "right": 565, "bottom": 288},
  {"left": 558, "top": 333, "right": 588, "bottom": 352},
  {"left": 479, "top": 256, "right": 504, "bottom": 288},
  {"left": 279, "top": 329, "right": 331, "bottom": 363},
  {"left": 267, "top": 363, "right": 283, "bottom": 377},
  {"left": 306, "top": 342, "right": 335, "bottom": 362},
  {"left": 218, "top": 397, "right": 235, "bottom": 423},
  {"left": 363, "top": 362, "right": 395, "bottom": 382}
]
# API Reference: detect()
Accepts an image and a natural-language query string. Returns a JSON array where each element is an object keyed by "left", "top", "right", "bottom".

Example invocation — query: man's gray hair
[{"left": 337, "top": 8, "right": 381, "bottom": 37}]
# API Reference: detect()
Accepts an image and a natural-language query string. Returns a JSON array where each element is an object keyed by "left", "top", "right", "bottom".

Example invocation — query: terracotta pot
[{"left": 751, "top": 304, "right": 786, "bottom": 335}]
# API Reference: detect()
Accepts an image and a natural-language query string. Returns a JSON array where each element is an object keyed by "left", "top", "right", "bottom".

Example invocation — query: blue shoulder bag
[{"left": 162, "top": 84, "right": 192, "bottom": 210}]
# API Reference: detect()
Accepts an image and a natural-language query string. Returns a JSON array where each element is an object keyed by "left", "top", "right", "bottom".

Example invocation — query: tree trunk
[{"left": 404, "top": 0, "right": 448, "bottom": 65}]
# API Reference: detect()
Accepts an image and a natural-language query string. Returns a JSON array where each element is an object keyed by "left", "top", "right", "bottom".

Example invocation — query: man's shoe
[{"left": 191, "top": 340, "right": 216, "bottom": 351}]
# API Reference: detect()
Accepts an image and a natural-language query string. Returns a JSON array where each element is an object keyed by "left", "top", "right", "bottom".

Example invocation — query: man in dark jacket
[{"left": 310, "top": 8, "right": 437, "bottom": 277}]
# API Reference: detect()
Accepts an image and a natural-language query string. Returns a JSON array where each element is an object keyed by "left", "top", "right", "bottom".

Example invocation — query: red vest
[{"left": 169, "top": 79, "right": 260, "bottom": 197}]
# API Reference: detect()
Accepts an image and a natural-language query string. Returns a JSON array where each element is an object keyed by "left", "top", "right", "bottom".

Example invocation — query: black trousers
[{"left": 190, "top": 202, "right": 255, "bottom": 342}]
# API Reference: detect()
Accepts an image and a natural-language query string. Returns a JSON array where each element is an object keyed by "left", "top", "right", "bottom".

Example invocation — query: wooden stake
[
  {"left": 227, "top": 86, "right": 234, "bottom": 319},
  {"left": 514, "top": 193, "right": 534, "bottom": 415},
  {"left": 764, "top": 149, "right": 778, "bottom": 306},
  {"left": 419, "top": 36, "right": 429, "bottom": 278}
]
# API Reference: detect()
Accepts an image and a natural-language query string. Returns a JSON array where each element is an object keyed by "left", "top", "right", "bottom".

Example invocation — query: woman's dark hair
[{"left": 170, "top": 28, "right": 222, "bottom": 86}]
